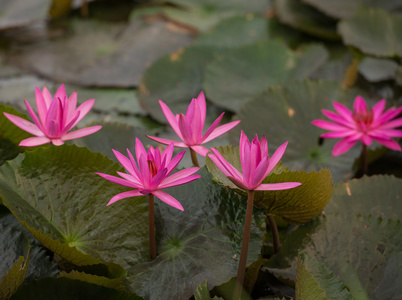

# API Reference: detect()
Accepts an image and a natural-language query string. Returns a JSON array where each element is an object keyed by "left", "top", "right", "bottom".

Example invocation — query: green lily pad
[
  {"left": 0, "top": 145, "right": 149, "bottom": 270},
  {"left": 296, "top": 253, "right": 353, "bottom": 300},
  {"left": 13, "top": 17, "right": 193, "bottom": 87},
  {"left": 0, "top": 0, "right": 51, "bottom": 30},
  {"left": 193, "top": 15, "right": 269, "bottom": 48},
  {"left": 0, "top": 104, "right": 33, "bottom": 165},
  {"left": 264, "top": 175, "right": 402, "bottom": 299},
  {"left": 229, "top": 80, "right": 365, "bottom": 182},
  {"left": 203, "top": 40, "right": 329, "bottom": 112},
  {"left": 194, "top": 281, "right": 223, "bottom": 300},
  {"left": 338, "top": 8, "right": 402, "bottom": 57},
  {"left": 127, "top": 168, "right": 266, "bottom": 300},
  {"left": 274, "top": 0, "right": 339, "bottom": 40},
  {"left": 138, "top": 45, "right": 218, "bottom": 123},
  {"left": 10, "top": 277, "right": 142, "bottom": 300},
  {"left": 358, "top": 57, "right": 399, "bottom": 82},
  {"left": 302, "top": 0, "right": 402, "bottom": 19},
  {"left": 58, "top": 270, "right": 125, "bottom": 291},
  {"left": 0, "top": 212, "right": 59, "bottom": 281},
  {"left": 206, "top": 145, "right": 333, "bottom": 224},
  {"left": 158, "top": 0, "right": 272, "bottom": 32}
]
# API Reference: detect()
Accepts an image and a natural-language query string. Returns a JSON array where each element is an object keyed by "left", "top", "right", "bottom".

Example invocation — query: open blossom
[
  {"left": 96, "top": 138, "right": 201, "bottom": 211},
  {"left": 208, "top": 131, "right": 301, "bottom": 191},
  {"left": 3, "top": 84, "right": 101, "bottom": 146},
  {"left": 147, "top": 91, "right": 241, "bottom": 156},
  {"left": 312, "top": 96, "right": 402, "bottom": 156}
]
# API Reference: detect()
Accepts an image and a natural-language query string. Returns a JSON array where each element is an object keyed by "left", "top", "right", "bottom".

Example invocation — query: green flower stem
[
  {"left": 361, "top": 144, "right": 368, "bottom": 175},
  {"left": 190, "top": 148, "right": 200, "bottom": 167},
  {"left": 148, "top": 194, "right": 156, "bottom": 260},
  {"left": 267, "top": 215, "right": 280, "bottom": 254},
  {"left": 233, "top": 190, "right": 255, "bottom": 300}
]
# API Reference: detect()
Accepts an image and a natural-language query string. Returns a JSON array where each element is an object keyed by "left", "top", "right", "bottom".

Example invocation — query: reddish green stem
[
  {"left": 267, "top": 215, "right": 280, "bottom": 254},
  {"left": 233, "top": 190, "right": 255, "bottom": 300},
  {"left": 190, "top": 148, "right": 200, "bottom": 167},
  {"left": 148, "top": 194, "right": 156, "bottom": 260}
]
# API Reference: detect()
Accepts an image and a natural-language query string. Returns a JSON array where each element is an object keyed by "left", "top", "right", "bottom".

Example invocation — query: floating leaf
[
  {"left": 302, "top": 0, "right": 402, "bottom": 19},
  {"left": 0, "top": 0, "right": 51, "bottom": 30},
  {"left": 58, "top": 270, "right": 125, "bottom": 291},
  {"left": 229, "top": 80, "right": 365, "bottom": 182},
  {"left": 194, "top": 15, "right": 269, "bottom": 48},
  {"left": 338, "top": 8, "right": 402, "bottom": 57},
  {"left": 204, "top": 40, "right": 328, "bottom": 112},
  {"left": 265, "top": 175, "right": 402, "bottom": 299},
  {"left": 13, "top": 18, "right": 193, "bottom": 87},
  {"left": 10, "top": 277, "right": 142, "bottom": 300},
  {"left": 296, "top": 253, "right": 353, "bottom": 300},
  {"left": 194, "top": 281, "right": 223, "bottom": 300},
  {"left": 358, "top": 57, "right": 399, "bottom": 82},
  {"left": 0, "top": 104, "right": 33, "bottom": 165},
  {"left": 127, "top": 168, "right": 266, "bottom": 300},
  {"left": 0, "top": 145, "right": 149, "bottom": 269},
  {"left": 139, "top": 45, "right": 218, "bottom": 123},
  {"left": 274, "top": 0, "right": 339, "bottom": 40},
  {"left": 206, "top": 145, "right": 333, "bottom": 224}
]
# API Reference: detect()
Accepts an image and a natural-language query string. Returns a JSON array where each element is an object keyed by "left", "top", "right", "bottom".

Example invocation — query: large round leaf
[
  {"left": 138, "top": 45, "right": 218, "bottom": 123},
  {"left": 203, "top": 40, "right": 328, "bottom": 112},
  {"left": 358, "top": 57, "right": 399, "bottom": 82},
  {"left": 10, "top": 277, "right": 142, "bottom": 300},
  {"left": 193, "top": 15, "right": 269, "bottom": 48},
  {"left": 264, "top": 175, "right": 402, "bottom": 299},
  {"left": 302, "top": 0, "right": 402, "bottom": 19},
  {"left": 0, "top": 0, "right": 51, "bottom": 30},
  {"left": 205, "top": 145, "right": 333, "bottom": 224},
  {"left": 338, "top": 8, "right": 402, "bottom": 57},
  {"left": 127, "top": 168, "right": 266, "bottom": 300},
  {"left": 274, "top": 0, "right": 339, "bottom": 40},
  {"left": 0, "top": 145, "right": 149, "bottom": 269},
  {"left": 12, "top": 18, "right": 193, "bottom": 87},
  {"left": 229, "top": 80, "right": 365, "bottom": 182}
]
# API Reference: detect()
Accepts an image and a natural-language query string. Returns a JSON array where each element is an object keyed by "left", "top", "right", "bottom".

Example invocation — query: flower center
[
  {"left": 147, "top": 160, "right": 157, "bottom": 178},
  {"left": 353, "top": 109, "right": 373, "bottom": 128}
]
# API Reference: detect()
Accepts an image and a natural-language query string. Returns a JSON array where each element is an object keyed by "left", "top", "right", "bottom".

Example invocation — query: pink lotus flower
[
  {"left": 147, "top": 92, "right": 241, "bottom": 157},
  {"left": 96, "top": 138, "right": 201, "bottom": 211},
  {"left": 208, "top": 130, "right": 301, "bottom": 191},
  {"left": 312, "top": 96, "right": 402, "bottom": 156},
  {"left": 3, "top": 84, "right": 101, "bottom": 147}
]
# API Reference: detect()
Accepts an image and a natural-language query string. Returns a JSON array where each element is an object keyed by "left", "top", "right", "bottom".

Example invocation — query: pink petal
[
  {"left": 112, "top": 149, "right": 137, "bottom": 177},
  {"left": 165, "top": 150, "right": 186, "bottom": 175},
  {"left": 332, "top": 139, "right": 357, "bottom": 156},
  {"left": 239, "top": 130, "right": 249, "bottom": 164},
  {"left": 51, "top": 139, "right": 64, "bottom": 146},
  {"left": 196, "top": 91, "right": 206, "bottom": 129},
  {"left": 45, "top": 98, "right": 62, "bottom": 138},
  {"left": 209, "top": 148, "right": 243, "bottom": 179},
  {"left": 377, "top": 117, "right": 402, "bottom": 129},
  {"left": 116, "top": 171, "right": 141, "bottom": 185},
  {"left": 375, "top": 107, "right": 402, "bottom": 125},
  {"left": 202, "top": 120, "right": 241, "bottom": 144},
  {"left": 135, "top": 138, "right": 147, "bottom": 164},
  {"left": 311, "top": 120, "right": 349, "bottom": 131},
  {"left": 159, "top": 100, "right": 184, "bottom": 141},
  {"left": 61, "top": 111, "right": 80, "bottom": 134},
  {"left": 139, "top": 153, "right": 151, "bottom": 187},
  {"left": 353, "top": 95, "right": 368, "bottom": 115},
  {"left": 260, "top": 135, "right": 268, "bottom": 157},
  {"left": 255, "top": 182, "right": 301, "bottom": 191},
  {"left": 160, "top": 143, "right": 174, "bottom": 168},
  {"left": 241, "top": 136, "right": 252, "bottom": 186},
  {"left": 333, "top": 102, "right": 353, "bottom": 123},
  {"left": 19, "top": 136, "right": 51, "bottom": 147},
  {"left": 62, "top": 126, "right": 102, "bottom": 140},
  {"left": 35, "top": 86, "right": 49, "bottom": 125},
  {"left": 320, "top": 130, "right": 355, "bottom": 138},
  {"left": 3, "top": 113, "right": 43, "bottom": 136},
  {"left": 54, "top": 84, "right": 67, "bottom": 102},
  {"left": 24, "top": 100, "right": 44, "bottom": 132},
  {"left": 227, "top": 176, "right": 250, "bottom": 190},
  {"left": 150, "top": 168, "right": 168, "bottom": 189},
  {"left": 41, "top": 86, "right": 53, "bottom": 108},
  {"left": 190, "top": 98, "right": 204, "bottom": 142},
  {"left": 95, "top": 172, "right": 140, "bottom": 188},
  {"left": 372, "top": 137, "right": 401, "bottom": 151},
  {"left": 159, "top": 167, "right": 200, "bottom": 188},
  {"left": 107, "top": 190, "right": 143, "bottom": 206},
  {"left": 372, "top": 99, "right": 386, "bottom": 121},
  {"left": 321, "top": 109, "right": 353, "bottom": 127},
  {"left": 126, "top": 149, "right": 143, "bottom": 182},
  {"left": 190, "top": 145, "right": 209, "bottom": 157},
  {"left": 146, "top": 135, "right": 188, "bottom": 148},
  {"left": 372, "top": 129, "right": 402, "bottom": 138},
  {"left": 152, "top": 190, "right": 184, "bottom": 211},
  {"left": 201, "top": 112, "right": 224, "bottom": 142},
  {"left": 361, "top": 134, "right": 372, "bottom": 145},
  {"left": 67, "top": 91, "right": 78, "bottom": 119},
  {"left": 178, "top": 114, "right": 195, "bottom": 145},
  {"left": 264, "top": 141, "right": 288, "bottom": 179},
  {"left": 71, "top": 99, "right": 95, "bottom": 127},
  {"left": 251, "top": 156, "right": 269, "bottom": 189}
]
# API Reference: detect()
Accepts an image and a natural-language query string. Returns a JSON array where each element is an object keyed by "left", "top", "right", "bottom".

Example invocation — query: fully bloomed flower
[
  {"left": 312, "top": 96, "right": 402, "bottom": 156},
  {"left": 147, "top": 92, "right": 241, "bottom": 156},
  {"left": 96, "top": 138, "right": 201, "bottom": 211},
  {"left": 208, "top": 131, "right": 301, "bottom": 191},
  {"left": 3, "top": 84, "right": 101, "bottom": 146}
]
